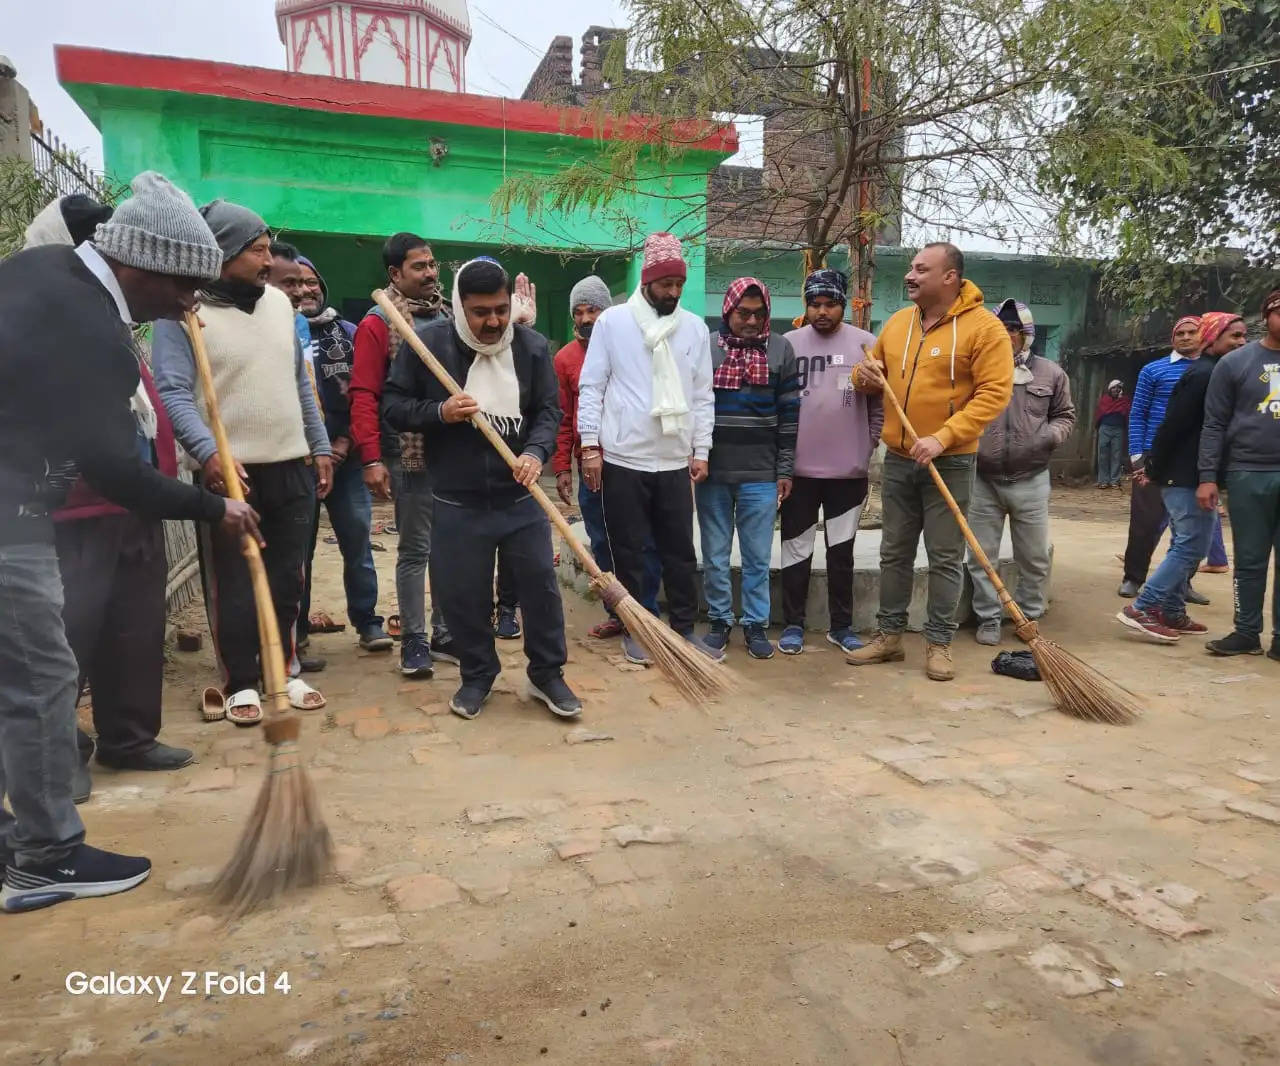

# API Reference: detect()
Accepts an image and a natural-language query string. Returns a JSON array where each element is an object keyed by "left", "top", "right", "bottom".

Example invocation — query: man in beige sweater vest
[{"left": 154, "top": 201, "right": 332, "bottom": 725}]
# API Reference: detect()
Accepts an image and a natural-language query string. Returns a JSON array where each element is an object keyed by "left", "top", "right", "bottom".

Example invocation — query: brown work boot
[
  {"left": 925, "top": 642, "right": 955, "bottom": 682},
  {"left": 845, "top": 631, "right": 904, "bottom": 666}
]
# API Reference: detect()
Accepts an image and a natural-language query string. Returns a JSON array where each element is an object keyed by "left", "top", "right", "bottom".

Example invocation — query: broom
[
  {"left": 183, "top": 312, "right": 334, "bottom": 913},
  {"left": 372, "top": 291, "right": 734, "bottom": 704},
  {"left": 866, "top": 355, "right": 1141, "bottom": 725}
]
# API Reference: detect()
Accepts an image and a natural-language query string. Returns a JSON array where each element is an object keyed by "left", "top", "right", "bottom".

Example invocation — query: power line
[{"left": 472, "top": 7, "right": 545, "bottom": 59}]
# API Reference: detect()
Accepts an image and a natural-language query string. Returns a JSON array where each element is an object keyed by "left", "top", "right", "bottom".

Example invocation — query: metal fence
[{"left": 29, "top": 129, "right": 105, "bottom": 200}]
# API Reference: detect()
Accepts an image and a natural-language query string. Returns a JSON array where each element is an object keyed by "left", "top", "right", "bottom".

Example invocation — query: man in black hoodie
[
  {"left": 0, "top": 172, "right": 261, "bottom": 913},
  {"left": 382, "top": 258, "right": 580, "bottom": 721}
]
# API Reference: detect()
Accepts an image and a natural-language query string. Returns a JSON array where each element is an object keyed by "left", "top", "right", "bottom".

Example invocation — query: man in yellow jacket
[{"left": 848, "top": 243, "right": 1013, "bottom": 680}]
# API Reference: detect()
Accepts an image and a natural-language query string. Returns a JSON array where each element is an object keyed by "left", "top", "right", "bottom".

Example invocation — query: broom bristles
[
  {"left": 210, "top": 718, "right": 333, "bottom": 915},
  {"left": 596, "top": 574, "right": 735, "bottom": 704},
  {"left": 1022, "top": 631, "right": 1142, "bottom": 725}
]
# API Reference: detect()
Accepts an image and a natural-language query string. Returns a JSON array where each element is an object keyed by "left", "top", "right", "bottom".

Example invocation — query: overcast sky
[{"left": 7, "top": 0, "right": 627, "bottom": 167}]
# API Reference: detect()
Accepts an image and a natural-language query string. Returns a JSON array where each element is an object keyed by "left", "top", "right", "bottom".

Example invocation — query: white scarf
[
  {"left": 131, "top": 381, "right": 159, "bottom": 441},
  {"left": 627, "top": 285, "right": 688, "bottom": 436},
  {"left": 451, "top": 261, "right": 523, "bottom": 437}
]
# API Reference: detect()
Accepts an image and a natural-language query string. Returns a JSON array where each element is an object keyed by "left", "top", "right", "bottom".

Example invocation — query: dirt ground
[{"left": 3, "top": 484, "right": 1278, "bottom": 1065}]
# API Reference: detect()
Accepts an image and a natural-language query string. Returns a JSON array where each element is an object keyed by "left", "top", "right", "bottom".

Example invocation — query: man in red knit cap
[{"left": 577, "top": 232, "right": 718, "bottom": 665}]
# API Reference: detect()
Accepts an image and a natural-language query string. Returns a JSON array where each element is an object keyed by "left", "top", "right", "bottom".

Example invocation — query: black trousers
[
  {"left": 198, "top": 459, "right": 315, "bottom": 693},
  {"left": 602, "top": 462, "right": 698, "bottom": 634},
  {"left": 779, "top": 476, "right": 868, "bottom": 630},
  {"left": 431, "top": 493, "right": 566, "bottom": 691},
  {"left": 55, "top": 514, "right": 168, "bottom": 757},
  {"left": 1123, "top": 479, "right": 1168, "bottom": 585},
  {"left": 495, "top": 550, "right": 518, "bottom": 611}
]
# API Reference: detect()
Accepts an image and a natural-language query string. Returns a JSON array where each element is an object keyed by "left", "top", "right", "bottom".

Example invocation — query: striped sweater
[
  {"left": 706, "top": 333, "right": 801, "bottom": 483},
  {"left": 1128, "top": 353, "right": 1198, "bottom": 458}
]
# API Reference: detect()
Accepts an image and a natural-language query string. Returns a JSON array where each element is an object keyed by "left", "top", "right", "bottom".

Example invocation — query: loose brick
[
  {"left": 553, "top": 834, "right": 601, "bottom": 860},
  {"left": 1151, "top": 882, "right": 1201, "bottom": 909},
  {"left": 1003, "top": 838, "right": 1099, "bottom": 888},
  {"left": 564, "top": 728, "right": 614, "bottom": 745},
  {"left": 335, "top": 914, "right": 403, "bottom": 950},
  {"left": 455, "top": 871, "right": 511, "bottom": 904},
  {"left": 584, "top": 850, "right": 636, "bottom": 886},
  {"left": 611, "top": 824, "right": 680, "bottom": 847},
  {"left": 890, "top": 759, "right": 952, "bottom": 786},
  {"left": 1025, "top": 943, "right": 1108, "bottom": 997},
  {"left": 1084, "top": 877, "right": 1210, "bottom": 940},
  {"left": 386, "top": 873, "right": 461, "bottom": 911},
  {"left": 353, "top": 718, "right": 391, "bottom": 741},
  {"left": 1226, "top": 798, "right": 1280, "bottom": 825}
]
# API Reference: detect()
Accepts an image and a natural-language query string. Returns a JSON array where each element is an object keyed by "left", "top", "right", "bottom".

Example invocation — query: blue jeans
[
  {"left": 1135, "top": 487, "right": 1216, "bottom": 616},
  {"left": 1096, "top": 424, "right": 1125, "bottom": 486},
  {"left": 695, "top": 480, "right": 777, "bottom": 627},
  {"left": 579, "top": 479, "right": 660, "bottom": 615},
  {"left": 0, "top": 543, "right": 85, "bottom": 867},
  {"left": 300, "top": 457, "right": 380, "bottom": 636}
]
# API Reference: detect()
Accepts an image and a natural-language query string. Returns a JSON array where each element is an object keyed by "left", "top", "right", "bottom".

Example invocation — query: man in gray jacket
[
  {"left": 1197, "top": 288, "right": 1280, "bottom": 660},
  {"left": 965, "top": 300, "right": 1075, "bottom": 645}
]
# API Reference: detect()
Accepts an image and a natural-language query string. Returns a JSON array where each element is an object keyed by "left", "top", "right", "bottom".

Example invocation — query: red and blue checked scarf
[{"left": 715, "top": 277, "right": 771, "bottom": 390}]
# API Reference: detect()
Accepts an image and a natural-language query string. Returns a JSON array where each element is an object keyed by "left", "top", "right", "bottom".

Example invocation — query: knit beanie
[
  {"left": 803, "top": 268, "right": 848, "bottom": 306},
  {"left": 94, "top": 171, "right": 223, "bottom": 280},
  {"left": 297, "top": 254, "right": 328, "bottom": 304},
  {"left": 199, "top": 199, "right": 269, "bottom": 263},
  {"left": 569, "top": 275, "right": 611, "bottom": 314},
  {"left": 640, "top": 231, "right": 687, "bottom": 285}
]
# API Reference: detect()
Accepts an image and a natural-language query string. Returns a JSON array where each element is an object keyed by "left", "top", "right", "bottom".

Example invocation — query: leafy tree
[
  {"left": 501, "top": 0, "right": 1224, "bottom": 322},
  {"left": 1046, "top": 0, "right": 1279, "bottom": 309}
]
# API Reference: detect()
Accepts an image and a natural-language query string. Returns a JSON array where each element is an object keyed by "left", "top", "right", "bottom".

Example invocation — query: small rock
[
  {"left": 334, "top": 915, "right": 403, "bottom": 950},
  {"left": 564, "top": 727, "right": 614, "bottom": 745},
  {"left": 610, "top": 825, "right": 679, "bottom": 847},
  {"left": 386, "top": 873, "right": 461, "bottom": 912},
  {"left": 375, "top": 1009, "right": 401, "bottom": 1021}
]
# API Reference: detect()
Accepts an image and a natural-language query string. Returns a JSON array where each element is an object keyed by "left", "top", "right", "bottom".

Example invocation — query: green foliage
[
  {"left": 1046, "top": 0, "right": 1279, "bottom": 307},
  {"left": 0, "top": 157, "right": 54, "bottom": 259}
]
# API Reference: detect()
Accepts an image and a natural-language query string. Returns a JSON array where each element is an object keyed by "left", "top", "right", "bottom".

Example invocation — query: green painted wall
[
  {"left": 706, "top": 247, "right": 1090, "bottom": 361},
  {"left": 66, "top": 81, "right": 727, "bottom": 329}
]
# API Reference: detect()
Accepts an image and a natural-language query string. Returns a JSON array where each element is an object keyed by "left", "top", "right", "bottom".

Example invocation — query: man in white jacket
[{"left": 577, "top": 232, "right": 718, "bottom": 664}]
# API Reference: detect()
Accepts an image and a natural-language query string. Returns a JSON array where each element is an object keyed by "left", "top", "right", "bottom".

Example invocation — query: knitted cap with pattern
[
  {"left": 641, "top": 231, "right": 687, "bottom": 285},
  {"left": 94, "top": 171, "right": 223, "bottom": 280},
  {"left": 569, "top": 275, "right": 611, "bottom": 313}
]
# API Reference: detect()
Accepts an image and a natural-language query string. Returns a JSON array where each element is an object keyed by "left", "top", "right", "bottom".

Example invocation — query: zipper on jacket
[{"left": 899, "top": 313, "right": 953, "bottom": 452}]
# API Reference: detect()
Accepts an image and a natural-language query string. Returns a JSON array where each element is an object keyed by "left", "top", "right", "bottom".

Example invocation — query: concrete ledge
[{"left": 556, "top": 522, "right": 1049, "bottom": 632}]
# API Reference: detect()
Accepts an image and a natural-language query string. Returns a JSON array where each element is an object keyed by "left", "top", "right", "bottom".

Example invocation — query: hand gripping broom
[
  {"left": 373, "top": 291, "right": 734, "bottom": 704},
  {"left": 869, "top": 356, "right": 1141, "bottom": 725},
  {"left": 183, "top": 312, "right": 334, "bottom": 913}
]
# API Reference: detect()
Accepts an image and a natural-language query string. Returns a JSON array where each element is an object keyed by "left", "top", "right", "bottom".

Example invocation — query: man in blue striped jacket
[
  {"left": 1119, "top": 316, "right": 1204, "bottom": 597},
  {"left": 697, "top": 278, "right": 801, "bottom": 660}
]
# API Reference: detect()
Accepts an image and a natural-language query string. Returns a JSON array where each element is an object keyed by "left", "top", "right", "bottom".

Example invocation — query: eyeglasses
[{"left": 733, "top": 306, "right": 769, "bottom": 321}]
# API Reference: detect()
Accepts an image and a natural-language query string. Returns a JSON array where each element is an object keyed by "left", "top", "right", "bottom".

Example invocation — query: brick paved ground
[{"left": 3, "top": 487, "right": 1277, "bottom": 1065}]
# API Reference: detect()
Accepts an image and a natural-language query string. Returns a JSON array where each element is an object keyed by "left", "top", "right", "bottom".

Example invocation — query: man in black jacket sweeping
[
  {"left": 382, "top": 258, "right": 581, "bottom": 721},
  {"left": 0, "top": 171, "right": 261, "bottom": 913}
]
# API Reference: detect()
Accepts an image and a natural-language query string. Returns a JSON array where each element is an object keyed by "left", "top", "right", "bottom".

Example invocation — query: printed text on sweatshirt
[{"left": 1198, "top": 340, "right": 1280, "bottom": 481}]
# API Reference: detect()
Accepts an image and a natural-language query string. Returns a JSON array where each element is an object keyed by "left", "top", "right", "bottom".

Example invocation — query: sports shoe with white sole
[
  {"left": 527, "top": 677, "right": 583, "bottom": 719},
  {"left": 1116, "top": 605, "right": 1180, "bottom": 644},
  {"left": 2, "top": 843, "right": 150, "bottom": 913}
]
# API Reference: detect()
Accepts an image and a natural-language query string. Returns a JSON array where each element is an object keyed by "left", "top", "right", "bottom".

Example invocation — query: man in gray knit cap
[
  {"left": 552, "top": 275, "right": 660, "bottom": 638},
  {"left": 0, "top": 170, "right": 262, "bottom": 913},
  {"left": 155, "top": 199, "right": 333, "bottom": 725}
]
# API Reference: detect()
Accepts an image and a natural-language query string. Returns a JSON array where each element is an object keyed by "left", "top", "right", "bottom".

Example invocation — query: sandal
[
  {"left": 589, "top": 617, "right": 625, "bottom": 639},
  {"left": 370, "top": 541, "right": 387, "bottom": 552},
  {"left": 386, "top": 614, "right": 403, "bottom": 640},
  {"left": 286, "top": 677, "right": 327, "bottom": 711},
  {"left": 226, "top": 688, "right": 263, "bottom": 727},
  {"left": 308, "top": 612, "right": 346, "bottom": 633},
  {"left": 200, "top": 687, "right": 226, "bottom": 722}
]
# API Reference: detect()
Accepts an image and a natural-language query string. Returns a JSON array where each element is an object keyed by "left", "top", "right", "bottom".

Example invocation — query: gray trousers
[
  {"left": 390, "top": 458, "right": 443, "bottom": 639},
  {"left": 966, "top": 470, "right": 1052, "bottom": 625},
  {"left": 0, "top": 543, "right": 85, "bottom": 868},
  {"left": 877, "top": 451, "right": 975, "bottom": 645}
]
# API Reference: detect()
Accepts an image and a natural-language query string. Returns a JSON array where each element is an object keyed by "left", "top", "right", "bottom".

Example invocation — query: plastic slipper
[
  {"left": 370, "top": 541, "right": 387, "bottom": 552},
  {"left": 286, "top": 677, "right": 327, "bottom": 711},
  {"left": 323, "top": 535, "right": 338, "bottom": 545},
  {"left": 375, "top": 521, "right": 398, "bottom": 535},
  {"left": 386, "top": 614, "right": 403, "bottom": 640},
  {"left": 589, "top": 618, "right": 624, "bottom": 639},
  {"left": 226, "top": 688, "right": 263, "bottom": 727},
  {"left": 308, "top": 612, "right": 346, "bottom": 633},
  {"left": 200, "top": 686, "right": 226, "bottom": 722}
]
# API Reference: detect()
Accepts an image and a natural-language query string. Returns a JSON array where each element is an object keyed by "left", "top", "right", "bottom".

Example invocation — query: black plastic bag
[{"left": 991, "top": 650, "right": 1041, "bottom": 682}]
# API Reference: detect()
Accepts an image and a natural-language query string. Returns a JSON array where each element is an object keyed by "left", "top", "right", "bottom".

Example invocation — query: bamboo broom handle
[
  {"left": 183, "top": 313, "right": 291, "bottom": 714},
  {"left": 867, "top": 355, "right": 1030, "bottom": 628},
  {"left": 371, "top": 291, "right": 607, "bottom": 582}
]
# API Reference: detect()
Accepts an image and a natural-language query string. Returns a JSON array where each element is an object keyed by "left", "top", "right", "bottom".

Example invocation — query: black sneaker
[
  {"left": 400, "top": 633, "right": 434, "bottom": 678},
  {"left": 528, "top": 676, "right": 583, "bottom": 719},
  {"left": 96, "top": 742, "right": 194, "bottom": 772},
  {"left": 358, "top": 624, "right": 393, "bottom": 652},
  {"left": 682, "top": 630, "right": 727, "bottom": 663},
  {"left": 2, "top": 843, "right": 151, "bottom": 913},
  {"left": 449, "top": 685, "right": 490, "bottom": 720},
  {"left": 1205, "top": 631, "right": 1263, "bottom": 656},
  {"left": 704, "top": 620, "right": 732, "bottom": 655},
  {"left": 430, "top": 632, "right": 461, "bottom": 665},
  {"left": 494, "top": 607, "right": 522, "bottom": 640},
  {"left": 1268, "top": 638, "right": 1280, "bottom": 663},
  {"left": 743, "top": 624, "right": 775, "bottom": 660},
  {"left": 1183, "top": 584, "right": 1211, "bottom": 607}
]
